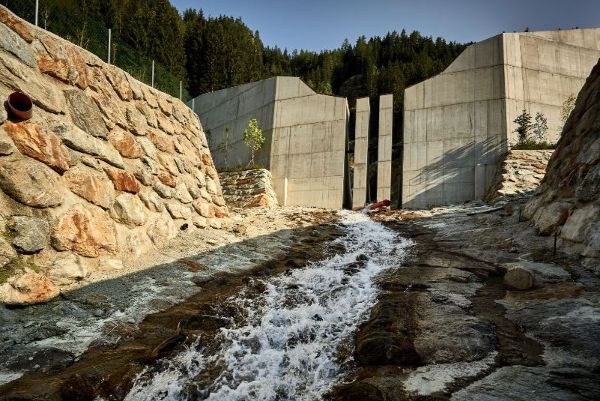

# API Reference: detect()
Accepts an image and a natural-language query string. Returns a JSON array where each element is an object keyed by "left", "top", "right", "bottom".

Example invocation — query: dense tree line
[
  {"left": 182, "top": 8, "right": 467, "bottom": 115},
  {"left": 1, "top": 1, "right": 467, "bottom": 112}
]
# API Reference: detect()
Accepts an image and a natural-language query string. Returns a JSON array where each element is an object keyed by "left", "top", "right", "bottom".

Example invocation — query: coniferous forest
[{"left": 0, "top": 0, "right": 467, "bottom": 115}]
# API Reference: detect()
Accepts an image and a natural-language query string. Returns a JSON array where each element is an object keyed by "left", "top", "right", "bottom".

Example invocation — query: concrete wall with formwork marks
[
  {"left": 403, "top": 28, "right": 600, "bottom": 209},
  {"left": 377, "top": 94, "right": 393, "bottom": 201},
  {"left": 190, "top": 77, "right": 349, "bottom": 209},
  {"left": 352, "top": 98, "right": 370, "bottom": 209}
]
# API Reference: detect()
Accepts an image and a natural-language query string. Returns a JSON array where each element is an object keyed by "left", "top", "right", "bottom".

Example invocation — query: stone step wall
[
  {"left": 0, "top": 6, "right": 228, "bottom": 304},
  {"left": 486, "top": 150, "right": 554, "bottom": 201},
  {"left": 219, "top": 169, "right": 278, "bottom": 208}
]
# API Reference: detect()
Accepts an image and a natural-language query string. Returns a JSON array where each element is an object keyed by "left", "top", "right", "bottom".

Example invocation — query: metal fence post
[
  {"left": 107, "top": 28, "right": 111, "bottom": 64},
  {"left": 34, "top": 0, "right": 39, "bottom": 26},
  {"left": 151, "top": 60, "right": 155, "bottom": 88}
]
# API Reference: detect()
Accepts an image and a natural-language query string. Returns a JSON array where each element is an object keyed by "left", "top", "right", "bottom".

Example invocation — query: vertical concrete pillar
[
  {"left": 352, "top": 98, "right": 370, "bottom": 209},
  {"left": 377, "top": 94, "right": 393, "bottom": 200}
]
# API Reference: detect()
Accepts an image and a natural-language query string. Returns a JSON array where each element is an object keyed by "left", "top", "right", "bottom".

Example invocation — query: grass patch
[{"left": 0, "top": 255, "right": 43, "bottom": 285}]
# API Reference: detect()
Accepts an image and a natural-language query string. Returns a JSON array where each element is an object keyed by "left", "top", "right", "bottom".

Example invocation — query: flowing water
[{"left": 123, "top": 211, "right": 412, "bottom": 401}]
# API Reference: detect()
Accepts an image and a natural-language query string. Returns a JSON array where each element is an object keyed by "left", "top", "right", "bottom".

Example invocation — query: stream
[{"left": 122, "top": 211, "right": 412, "bottom": 401}]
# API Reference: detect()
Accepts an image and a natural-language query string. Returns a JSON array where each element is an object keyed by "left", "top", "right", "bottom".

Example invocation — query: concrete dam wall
[{"left": 403, "top": 28, "right": 600, "bottom": 209}]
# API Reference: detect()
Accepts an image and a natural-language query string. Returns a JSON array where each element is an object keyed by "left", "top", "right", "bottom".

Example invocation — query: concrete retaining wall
[
  {"left": 403, "top": 28, "right": 600, "bottom": 209},
  {"left": 191, "top": 77, "right": 348, "bottom": 209}
]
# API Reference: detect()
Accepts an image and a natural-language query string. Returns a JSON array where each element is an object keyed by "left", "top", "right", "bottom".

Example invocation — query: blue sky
[{"left": 171, "top": 0, "right": 600, "bottom": 51}]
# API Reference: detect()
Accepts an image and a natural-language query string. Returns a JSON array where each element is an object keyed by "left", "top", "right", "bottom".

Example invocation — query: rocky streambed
[
  {"left": 335, "top": 202, "right": 600, "bottom": 400},
  {"left": 1, "top": 203, "right": 599, "bottom": 401}
]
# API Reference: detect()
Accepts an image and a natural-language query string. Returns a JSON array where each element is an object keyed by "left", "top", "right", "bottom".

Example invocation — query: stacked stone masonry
[
  {"left": 524, "top": 59, "right": 600, "bottom": 265},
  {"left": 486, "top": 150, "right": 554, "bottom": 201},
  {"left": 219, "top": 169, "right": 278, "bottom": 208},
  {"left": 0, "top": 6, "right": 227, "bottom": 304}
]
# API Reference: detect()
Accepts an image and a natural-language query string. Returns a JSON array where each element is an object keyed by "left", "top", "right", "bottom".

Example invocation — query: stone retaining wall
[
  {"left": 219, "top": 169, "right": 278, "bottom": 208},
  {"left": 486, "top": 150, "right": 554, "bottom": 201},
  {"left": 0, "top": 6, "right": 227, "bottom": 304},
  {"left": 524, "top": 60, "right": 600, "bottom": 265}
]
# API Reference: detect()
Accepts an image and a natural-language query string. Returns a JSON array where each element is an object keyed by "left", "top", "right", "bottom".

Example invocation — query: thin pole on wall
[
  {"left": 191, "top": 98, "right": 195, "bottom": 113},
  {"left": 179, "top": 81, "right": 182, "bottom": 100},
  {"left": 107, "top": 28, "right": 111, "bottom": 64},
  {"left": 151, "top": 60, "right": 155, "bottom": 88},
  {"left": 34, "top": 0, "right": 39, "bottom": 26}
]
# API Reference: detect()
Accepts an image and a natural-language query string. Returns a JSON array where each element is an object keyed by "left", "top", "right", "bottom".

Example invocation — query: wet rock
[
  {"left": 49, "top": 254, "right": 89, "bottom": 284},
  {"left": 502, "top": 261, "right": 570, "bottom": 286},
  {"left": 103, "top": 165, "right": 140, "bottom": 194},
  {"left": 51, "top": 204, "right": 117, "bottom": 257},
  {"left": 3, "top": 121, "right": 71, "bottom": 172},
  {"left": 10, "top": 216, "right": 50, "bottom": 253},
  {"left": 52, "top": 123, "right": 124, "bottom": 168},
  {"left": 451, "top": 366, "right": 600, "bottom": 401},
  {"left": 0, "top": 22, "right": 35, "bottom": 67},
  {"left": 414, "top": 300, "right": 495, "bottom": 364},
  {"left": 0, "top": 271, "right": 59, "bottom": 305},
  {"left": 0, "top": 158, "right": 63, "bottom": 207},
  {"left": 110, "top": 193, "right": 147, "bottom": 226},
  {"left": 64, "top": 164, "right": 115, "bottom": 209},
  {"left": 64, "top": 89, "right": 108, "bottom": 139},
  {"left": 503, "top": 265, "right": 534, "bottom": 290},
  {"left": 108, "top": 129, "right": 143, "bottom": 159},
  {"left": 6, "top": 347, "right": 75, "bottom": 372}
]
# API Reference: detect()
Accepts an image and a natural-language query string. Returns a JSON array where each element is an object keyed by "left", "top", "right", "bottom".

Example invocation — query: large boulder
[
  {"left": 9, "top": 216, "right": 50, "bottom": 254},
  {"left": 0, "top": 271, "right": 59, "bottom": 305},
  {"left": 2, "top": 121, "right": 71, "bottom": 173},
  {"left": 51, "top": 204, "right": 117, "bottom": 257},
  {"left": 64, "top": 164, "right": 115, "bottom": 209},
  {"left": 0, "top": 158, "right": 63, "bottom": 207}
]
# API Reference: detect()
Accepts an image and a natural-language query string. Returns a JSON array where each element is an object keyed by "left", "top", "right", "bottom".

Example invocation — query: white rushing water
[{"left": 124, "top": 211, "right": 412, "bottom": 401}]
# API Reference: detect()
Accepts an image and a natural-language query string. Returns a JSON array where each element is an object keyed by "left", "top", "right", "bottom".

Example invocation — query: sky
[{"left": 171, "top": 0, "right": 600, "bottom": 51}]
